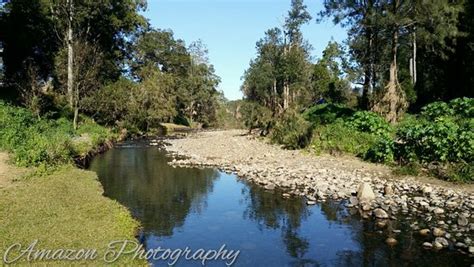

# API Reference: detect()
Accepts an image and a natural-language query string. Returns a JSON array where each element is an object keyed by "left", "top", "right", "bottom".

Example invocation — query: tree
[
  {"left": 55, "top": 40, "right": 103, "bottom": 129},
  {"left": 320, "top": 0, "right": 463, "bottom": 122},
  {"left": 242, "top": 0, "right": 313, "bottom": 115}
]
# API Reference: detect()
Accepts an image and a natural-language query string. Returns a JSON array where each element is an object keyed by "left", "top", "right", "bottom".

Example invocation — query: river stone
[
  {"left": 435, "top": 237, "right": 449, "bottom": 247},
  {"left": 374, "top": 208, "right": 389, "bottom": 219},
  {"left": 469, "top": 246, "right": 474, "bottom": 254},
  {"left": 422, "top": 242, "right": 433, "bottom": 249},
  {"left": 419, "top": 229, "right": 430, "bottom": 236},
  {"left": 357, "top": 183, "right": 375, "bottom": 202},
  {"left": 384, "top": 185, "right": 394, "bottom": 196},
  {"left": 458, "top": 215, "right": 469, "bottom": 226},
  {"left": 264, "top": 184, "right": 275, "bottom": 190},
  {"left": 432, "top": 227, "right": 445, "bottom": 237},
  {"left": 386, "top": 237, "right": 398, "bottom": 246},
  {"left": 349, "top": 196, "right": 359, "bottom": 206},
  {"left": 306, "top": 200, "right": 316, "bottom": 205},
  {"left": 433, "top": 208, "right": 445, "bottom": 215},
  {"left": 433, "top": 241, "right": 444, "bottom": 250},
  {"left": 422, "top": 186, "right": 433, "bottom": 194}
]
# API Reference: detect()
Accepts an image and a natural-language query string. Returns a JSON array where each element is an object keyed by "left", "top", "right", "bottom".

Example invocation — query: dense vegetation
[
  {"left": 0, "top": 101, "right": 114, "bottom": 168},
  {"left": 0, "top": 0, "right": 222, "bottom": 133},
  {"left": 240, "top": 0, "right": 474, "bottom": 182}
]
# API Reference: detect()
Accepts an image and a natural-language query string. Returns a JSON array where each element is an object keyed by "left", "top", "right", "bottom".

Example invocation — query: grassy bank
[
  {"left": 0, "top": 102, "right": 146, "bottom": 265},
  {"left": 0, "top": 167, "right": 146, "bottom": 265}
]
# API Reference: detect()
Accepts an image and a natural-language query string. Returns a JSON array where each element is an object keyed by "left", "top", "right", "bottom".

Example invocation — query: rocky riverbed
[{"left": 161, "top": 130, "right": 474, "bottom": 255}]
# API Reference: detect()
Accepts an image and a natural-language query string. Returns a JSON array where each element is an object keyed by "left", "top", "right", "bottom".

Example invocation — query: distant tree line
[{"left": 0, "top": 0, "right": 222, "bottom": 132}]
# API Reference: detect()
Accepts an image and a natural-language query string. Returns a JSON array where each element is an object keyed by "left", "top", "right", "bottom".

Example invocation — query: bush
[
  {"left": 302, "top": 103, "right": 354, "bottom": 125},
  {"left": 364, "top": 137, "right": 394, "bottom": 163},
  {"left": 271, "top": 111, "right": 313, "bottom": 149},
  {"left": 420, "top": 101, "right": 454, "bottom": 119},
  {"left": 310, "top": 120, "right": 377, "bottom": 156},
  {"left": 240, "top": 101, "right": 272, "bottom": 133},
  {"left": 0, "top": 101, "right": 113, "bottom": 167},
  {"left": 345, "top": 111, "right": 393, "bottom": 138},
  {"left": 395, "top": 117, "right": 466, "bottom": 163},
  {"left": 449, "top": 97, "right": 474, "bottom": 118}
]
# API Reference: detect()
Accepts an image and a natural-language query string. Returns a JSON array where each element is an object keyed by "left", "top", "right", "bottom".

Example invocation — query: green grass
[
  {"left": 0, "top": 166, "right": 147, "bottom": 265},
  {"left": 0, "top": 101, "right": 116, "bottom": 167}
]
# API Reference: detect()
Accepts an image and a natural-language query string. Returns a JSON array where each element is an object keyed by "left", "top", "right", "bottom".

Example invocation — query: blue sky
[{"left": 143, "top": 0, "right": 347, "bottom": 100}]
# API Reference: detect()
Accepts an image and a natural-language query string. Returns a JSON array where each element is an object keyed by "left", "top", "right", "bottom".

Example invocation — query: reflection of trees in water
[
  {"left": 90, "top": 147, "right": 218, "bottom": 236},
  {"left": 242, "top": 184, "right": 310, "bottom": 258}
]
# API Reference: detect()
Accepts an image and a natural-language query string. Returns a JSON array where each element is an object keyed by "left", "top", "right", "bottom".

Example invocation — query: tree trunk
[
  {"left": 412, "top": 29, "right": 417, "bottom": 84},
  {"left": 372, "top": 1, "right": 407, "bottom": 123},
  {"left": 361, "top": 28, "right": 373, "bottom": 110},
  {"left": 361, "top": 0, "right": 374, "bottom": 110},
  {"left": 67, "top": 0, "right": 74, "bottom": 108}
]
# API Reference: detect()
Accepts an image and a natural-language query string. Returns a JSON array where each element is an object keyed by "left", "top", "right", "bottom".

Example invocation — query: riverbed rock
[
  {"left": 458, "top": 215, "right": 469, "bottom": 226},
  {"left": 469, "top": 246, "right": 474, "bottom": 254},
  {"left": 419, "top": 229, "right": 430, "bottom": 236},
  {"left": 357, "top": 183, "right": 375, "bottom": 202},
  {"left": 423, "top": 242, "right": 433, "bottom": 249},
  {"left": 433, "top": 208, "right": 445, "bottom": 215},
  {"left": 384, "top": 185, "right": 394, "bottom": 196},
  {"left": 374, "top": 208, "right": 389, "bottom": 219},
  {"left": 433, "top": 241, "right": 444, "bottom": 250},
  {"left": 432, "top": 227, "right": 445, "bottom": 237},
  {"left": 386, "top": 237, "right": 398, "bottom": 246},
  {"left": 435, "top": 237, "right": 449, "bottom": 247}
]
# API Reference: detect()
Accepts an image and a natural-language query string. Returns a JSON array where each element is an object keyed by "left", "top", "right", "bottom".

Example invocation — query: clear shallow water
[{"left": 89, "top": 143, "right": 471, "bottom": 267}]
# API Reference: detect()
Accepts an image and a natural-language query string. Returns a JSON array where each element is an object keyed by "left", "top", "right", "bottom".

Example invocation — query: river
[{"left": 89, "top": 141, "right": 470, "bottom": 266}]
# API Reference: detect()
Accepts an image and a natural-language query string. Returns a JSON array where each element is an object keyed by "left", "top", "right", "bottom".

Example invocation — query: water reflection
[
  {"left": 91, "top": 145, "right": 219, "bottom": 236},
  {"left": 89, "top": 145, "right": 472, "bottom": 267}
]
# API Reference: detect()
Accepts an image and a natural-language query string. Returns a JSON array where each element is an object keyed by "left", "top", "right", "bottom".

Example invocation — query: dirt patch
[{"left": 0, "top": 152, "right": 26, "bottom": 189}]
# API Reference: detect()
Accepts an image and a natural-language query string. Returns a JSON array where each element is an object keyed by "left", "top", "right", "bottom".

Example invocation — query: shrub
[
  {"left": 449, "top": 97, "right": 474, "bottom": 118},
  {"left": 302, "top": 103, "right": 354, "bottom": 125},
  {"left": 271, "top": 111, "right": 313, "bottom": 149},
  {"left": 240, "top": 101, "right": 272, "bottom": 133},
  {"left": 420, "top": 101, "right": 454, "bottom": 119},
  {"left": 364, "top": 137, "right": 394, "bottom": 163},
  {"left": 310, "top": 120, "right": 377, "bottom": 156},
  {"left": 0, "top": 101, "right": 113, "bottom": 167},
  {"left": 345, "top": 111, "right": 393, "bottom": 138},
  {"left": 395, "top": 117, "right": 470, "bottom": 163}
]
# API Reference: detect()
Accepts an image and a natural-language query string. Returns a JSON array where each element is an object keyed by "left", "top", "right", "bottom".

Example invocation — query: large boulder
[{"left": 357, "top": 183, "right": 375, "bottom": 202}]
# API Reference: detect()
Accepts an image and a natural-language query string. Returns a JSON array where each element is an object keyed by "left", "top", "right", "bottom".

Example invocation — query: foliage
[
  {"left": 345, "top": 111, "right": 393, "bottom": 138},
  {"left": 420, "top": 101, "right": 454, "bottom": 119},
  {"left": 270, "top": 111, "right": 312, "bottom": 149},
  {"left": 395, "top": 117, "right": 471, "bottom": 163},
  {"left": 0, "top": 101, "right": 114, "bottom": 167},
  {"left": 310, "top": 120, "right": 378, "bottom": 156},
  {"left": 364, "top": 137, "right": 394, "bottom": 163},
  {"left": 240, "top": 101, "right": 272, "bottom": 133},
  {"left": 302, "top": 103, "right": 354, "bottom": 125}
]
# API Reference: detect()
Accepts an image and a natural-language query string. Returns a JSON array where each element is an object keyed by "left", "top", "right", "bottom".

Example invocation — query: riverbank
[
  {"left": 0, "top": 103, "right": 147, "bottom": 265},
  {"left": 0, "top": 158, "right": 147, "bottom": 265},
  {"left": 165, "top": 130, "right": 474, "bottom": 254}
]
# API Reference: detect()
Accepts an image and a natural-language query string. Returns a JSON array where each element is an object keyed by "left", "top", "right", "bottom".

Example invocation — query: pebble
[
  {"left": 374, "top": 208, "right": 389, "bottom": 219},
  {"left": 432, "top": 227, "right": 445, "bottom": 237},
  {"left": 423, "top": 242, "right": 433, "bottom": 249},
  {"left": 419, "top": 229, "right": 430, "bottom": 236},
  {"left": 386, "top": 237, "right": 398, "bottom": 246},
  {"left": 458, "top": 215, "right": 469, "bottom": 226}
]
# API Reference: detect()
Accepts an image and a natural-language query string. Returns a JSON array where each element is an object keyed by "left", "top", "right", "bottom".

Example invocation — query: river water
[{"left": 89, "top": 142, "right": 471, "bottom": 266}]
